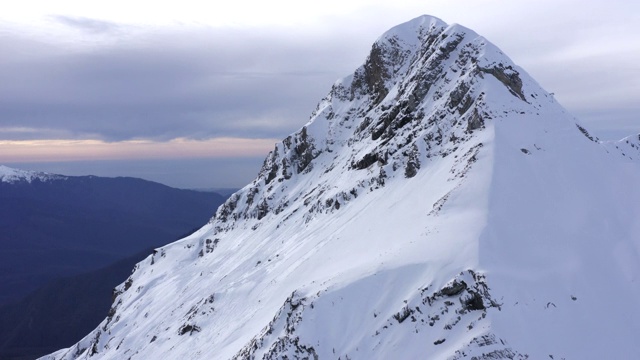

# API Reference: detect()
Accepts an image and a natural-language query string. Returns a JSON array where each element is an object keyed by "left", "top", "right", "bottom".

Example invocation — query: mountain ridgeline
[
  {"left": 44, "top": 16, "right": 640, "bottom": 359},
  {"left": 0, "top": 167, "right": 226, "bottom": 305}
]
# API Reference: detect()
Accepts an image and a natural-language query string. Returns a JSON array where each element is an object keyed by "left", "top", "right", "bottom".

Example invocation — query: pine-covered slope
[{"left": 45, "top": 15, "right": 640, "bottom": 359}]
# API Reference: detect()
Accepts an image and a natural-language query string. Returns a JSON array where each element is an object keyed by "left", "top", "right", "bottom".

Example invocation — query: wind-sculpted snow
[
  {"left": 232, "top": 269, "right": 521, "bottom": 360},
  {"left": 44, "top": 15, "right": 640, "bottom": 360}
]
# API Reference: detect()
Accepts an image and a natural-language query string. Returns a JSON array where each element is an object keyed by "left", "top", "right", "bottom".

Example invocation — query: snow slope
[{"left": 44, "top": 15, "right": 640, "bottom": 359}]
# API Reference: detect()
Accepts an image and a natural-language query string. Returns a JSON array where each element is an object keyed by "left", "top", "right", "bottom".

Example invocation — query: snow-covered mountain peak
[
  {"left": 376, "top": 14, "right": 447, "bottom": 42},
  {"left": 0, "top": 165, "right": 66, "bottom": 184},
  {"left": 210, "top": 15, "right": 568, "bottom": 233},
  {"left": 45, "top": 15, "right": 640, "bottom": 360}
]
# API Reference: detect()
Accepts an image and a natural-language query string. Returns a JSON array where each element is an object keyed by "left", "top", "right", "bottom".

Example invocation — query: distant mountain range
[
  {"left": 0, "top": 165, "right": 226, "bottom": 305},
  {"left": 0, "top": 166, "right": 228, "bottom": 359}
]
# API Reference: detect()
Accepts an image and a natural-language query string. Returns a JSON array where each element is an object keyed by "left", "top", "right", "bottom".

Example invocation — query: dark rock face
[
  {"left": 404, "top": 161, "right": 419, "bottom": 178},
  {"left": 352, "top": 42, "right": 391, "bottom": 106},
  {"left": 467, "top": 108, "right": 485, "bottom": 132},
  {"left": 260, "top": 126, "right": 319, "bottom": 185},
  {"left": 440, "top": 279, "right": 467, "bottom": 296},
  {"left": 292, "top": 127, "right": 318, "bottom": 174},
  {"left": 479, "top": 64, "right": 526, "bottom": 101},
  {"left": 352, "top": 152, "right": 385, "bottom": 170},
  {"left": 576, "top": 124, "right": 598, "bottom": 142},
  {"left": 178, "top": 324, "right": 201, "bottom": 336},
  {"left": 449, "top": 81, "right": 473, "bottom": 114},
  {"left": 423, "top": 270, "right": 500, "bottom": 313}
]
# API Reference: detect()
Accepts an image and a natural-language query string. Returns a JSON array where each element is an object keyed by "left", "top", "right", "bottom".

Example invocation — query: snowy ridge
[
  {"left": 44, "top": 15, "right": 640, "bottom": 360},
  {"left": 211, "top": 15, "right": 555, "bottom": 231},
  {"left": 601, "top": 133, "right": 640, "bottom": 161},
  {"left": 0, "top": 165, "right": 66, "bottom": 183}
]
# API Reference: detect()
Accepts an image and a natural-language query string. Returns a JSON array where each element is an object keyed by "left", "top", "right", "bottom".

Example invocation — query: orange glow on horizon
[{"left": 0, "top": 137, "right": 277, "bottom": 162}]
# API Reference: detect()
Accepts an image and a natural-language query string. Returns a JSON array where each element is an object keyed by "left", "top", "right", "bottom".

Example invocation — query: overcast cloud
[
  {"left": 0, "top": 25, "right": 363, "bottom": 142},
  {"left": 0, "top": 0, "right": 639, "bottom": 187}
]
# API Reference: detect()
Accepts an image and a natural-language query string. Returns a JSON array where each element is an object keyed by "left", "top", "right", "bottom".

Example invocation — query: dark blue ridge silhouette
[
  {"left": 0, "top": 173, "right": 230, "bottom": 360},
  {"left": 0, "top": 247, "right": 158, "bottom": 360},
  {"left": 0, "top": 175, "right": 226, "bottom": 306}
]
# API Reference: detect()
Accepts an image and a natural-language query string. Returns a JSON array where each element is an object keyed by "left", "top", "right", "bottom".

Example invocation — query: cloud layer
[
  {"left": 0, "top": 25, "right": 364, "bottom": 142},
  {"left": 2, "top": 2, "right": 639, "bottom": 145},
  {"left": 0, "top": 1, "right": 639, "bottom": 187}
]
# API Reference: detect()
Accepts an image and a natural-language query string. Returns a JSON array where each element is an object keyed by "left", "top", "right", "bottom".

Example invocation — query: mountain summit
[{"left": 45, "top": 15, "right": 640, "bottom": 359}]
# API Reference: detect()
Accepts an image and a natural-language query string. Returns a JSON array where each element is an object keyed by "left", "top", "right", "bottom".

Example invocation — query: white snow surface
[
  {"left": 0, "top": 165, "right": 66, "bottom": 183},
  {"left": 601, "top": 133, "right": 640, "bottom": 161},
  {"left": 44, "top": 15, "right": 640, "bottom": 360}
]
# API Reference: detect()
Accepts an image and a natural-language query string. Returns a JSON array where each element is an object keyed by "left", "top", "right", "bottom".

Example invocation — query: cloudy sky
[{"left": 1, "top": 0, "right": 639, "bottom": 188}]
